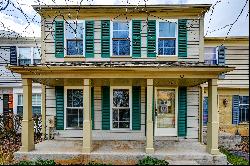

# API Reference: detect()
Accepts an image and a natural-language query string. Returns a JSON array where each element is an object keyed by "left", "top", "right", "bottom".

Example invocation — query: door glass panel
[{"left": 156, "top": 89, "right": 175, "bottom": 128}]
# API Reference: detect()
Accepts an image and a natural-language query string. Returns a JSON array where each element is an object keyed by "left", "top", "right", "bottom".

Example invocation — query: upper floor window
[
  {"left": 204, "top": 47, "right": 218, "bottom": 65},
  {"left": 18, "top": 47, "right": 41, "bottom": 65},
  {"left": 65, "top": 21, "right": 84, "bottom": 56},
  {"left": 239, "top": 96, "right": 249, "bottom": 123},
  {"left": 157, "top": 21, "right": 177, "bottom": 56},
  {"left": 112, "top": 21, "right": 130, "bottom": 56}
]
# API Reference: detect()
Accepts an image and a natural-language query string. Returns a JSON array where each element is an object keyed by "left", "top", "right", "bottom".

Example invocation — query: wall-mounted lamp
[{"left": 223, "top": 98, "right": 229, "bottom": 107}]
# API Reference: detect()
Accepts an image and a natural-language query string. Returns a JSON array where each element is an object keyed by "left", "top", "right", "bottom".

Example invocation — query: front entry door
[{"left": 155, "top": 88, "right": 178, "bottom": 136}]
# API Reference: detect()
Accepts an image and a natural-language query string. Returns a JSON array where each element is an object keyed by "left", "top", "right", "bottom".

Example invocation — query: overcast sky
[{"left": 0, "top": 0, "right": 249, "bottom": 37}]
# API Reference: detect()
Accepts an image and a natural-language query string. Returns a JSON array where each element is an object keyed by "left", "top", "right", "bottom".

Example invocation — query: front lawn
[{"left": 220, "top": 148, "right": 249, "bottom": 165}]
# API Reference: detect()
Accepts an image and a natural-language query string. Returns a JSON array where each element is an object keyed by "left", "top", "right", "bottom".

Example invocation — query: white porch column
[
  {"left": 82, "top": 79, "right": 92, "bottom": 153},
  {"left": 20, "top": 78, "right": 35, "bottom": 152},
  {"left": 146, "top": 79, "right": 154, "bottom": 154},
  {"left": 206, "top": 79, "right": 220, "bottom": 154}
]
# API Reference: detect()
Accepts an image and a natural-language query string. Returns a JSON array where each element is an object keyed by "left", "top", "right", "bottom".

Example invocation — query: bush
[
  {"left": 220, "top": 148, "right": 249, "bottom": 165},
  {"left": 17, "top": 159, "right": 56, "bottom": 165},
  {"left": 137, "top": 156, "right": 169, "bottom": 165}
]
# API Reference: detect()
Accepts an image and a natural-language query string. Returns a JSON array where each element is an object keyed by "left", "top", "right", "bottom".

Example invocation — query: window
[
  {"left": 239, "top": 96, "right": 249, "bottom": 123},
  {"left": 112, "top": 21, "right": 130, "bottom": 56},
  {"left": 18, "top": 47, "right": 41, "bottom": 65},
  {"left": 65, "top": 21, "right": 84, "bottom": 56},
  {"left": 158, "top": 21, "right": 177, "bottom": 55},
  {"left": 17, "top": 94, "right": 41, "bottom": 116},
  {"left": 66, "top": 89, "right": 83, "bottom": 129},
  {"left": 111, "top": 88, "right": 131, "bottom": 129},
  {"left": 204, "top": 47, "right": 218, "bottom": 65}
]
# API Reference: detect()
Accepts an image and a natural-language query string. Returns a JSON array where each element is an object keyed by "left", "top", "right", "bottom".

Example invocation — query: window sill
[
  {"left": 109, "top": 129, "right": 139, "bottom": 133},
  {"left": 156, "top": 55, "right": 178, "bottom": 61},
  {"left": 238, "top": 122, "right": 249, "bottom": 125}
]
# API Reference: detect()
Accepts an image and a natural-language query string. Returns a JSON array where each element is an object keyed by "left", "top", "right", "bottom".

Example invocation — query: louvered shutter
[
  {"left": 203, "top": 97, "right": 208, "bottom": 126},
  {"left": 85, "top": 21, "right": 94, "bottom": 58},
  {"left": 147, "top": 20, "right": 156, "bottom": 57},
  {"left": 101, "top": 20, "right": 110, "bottom": 58},
  {"left": 178, "top": 19, "right": 187, "bottom": 57},
  {"left": 10, "top": 46, "right": 17, "bottom": 65},
  {"left": 132, "top": 86, "right": 141, "bottom": 130},
  {"left": 55, "top": 86, "right": 64, "bottom": 130},
  {"left": 232, "top": 95, "right": 239, "bottom": 124},
  {"left": 132, "top": 20, "right": 141, "bottom": 58},
  {"left": 101, "top": 86, "right": 110, "bottom": 130},
  {"left": 178, "top": 87, "right": 187, "bottom": 137},
  {"left": 55, "top": 21, "right": 64, "bottom": 58},
  {"left": 217, "top": 46, "right": 226, "bottom": 79}
]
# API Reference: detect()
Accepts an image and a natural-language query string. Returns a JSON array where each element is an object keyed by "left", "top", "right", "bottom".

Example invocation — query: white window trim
[
  {"left": 156, "top": 19, "right": 178, "bottom": 57},
  {"left": 204, "top": 47, "right": 219, "bottom": 65},
  {"left": 64, "top": 20, "right": 85, "bottom": 57},
  {"left": 110, "top": 20, "right": 132, "bottom": 57},
  {"left": 64, "top": 86, "right": 84, "bottom": 130},
  {"left": 110, "top": 86, "right": 132, "bottom": 131}
]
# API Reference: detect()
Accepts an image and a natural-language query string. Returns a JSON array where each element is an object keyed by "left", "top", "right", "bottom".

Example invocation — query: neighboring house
[
  {"left": 0, "top": 34, "right": 42, "bottom": 115},
  {"left": 203, "top": 37, "right": 249, "bottom": 136},
  {"left": 8, "top": 4, "right": 234, "bottom": 159}
]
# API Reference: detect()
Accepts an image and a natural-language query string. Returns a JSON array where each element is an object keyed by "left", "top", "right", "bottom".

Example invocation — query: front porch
[{"left": 14, "top": 140, "right": 227, "bottom": 165}]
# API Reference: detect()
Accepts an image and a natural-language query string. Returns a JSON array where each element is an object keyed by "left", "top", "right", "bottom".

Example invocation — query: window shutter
[
  {"left": 132, "top": 86, "right": 141, "bottom": 130},
  {"left": 91, "top": 87, "right": 95, "bottom": 130},
  {"left": 101, "top": 86, "right": 110, "bottom": 130},
  {"left": 132, "top": 20, "right": 141, "bottom": 58},
  {"left": 85, "top": 21, "right": 94, "bottom": 58},
  {"left": 178, "top": 19, "right": 187, "bottom": 57},
  {"left": 101, "top": 20, "right": 110, "bottom": 58},
  {"left": 217, "top": 46, "right": 226, "bottom": 79},
  {"left": 147, "top": 20, "right": 156, "bottom": 57},
  {"left": 232, "top": 95, "right": 239, "bottom": 124},
  {"left": 55, "top": 86, "right": 64, "bottom": 130},
  {"left": 55, "top": 21, "right": 64, "bottom": 58},
  {"left": 10, "top": 46, "right": 17, "bottom": 65},
  {"left": 178, "top": 87, "right": 187, "bottom": 137},
  {"left": 203, "top": 97, "right": 208, "bottom": 126}
]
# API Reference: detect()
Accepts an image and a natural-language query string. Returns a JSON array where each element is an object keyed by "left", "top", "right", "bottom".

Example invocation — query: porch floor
[{"left": 14, "top": 140, "right": 227, "bottom": 165}]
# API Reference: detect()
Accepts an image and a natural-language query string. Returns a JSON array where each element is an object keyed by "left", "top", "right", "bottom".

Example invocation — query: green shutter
[
  {"left": 132, "top": 20, "right": 141, "bottom": 58},
  {"left": 101, "top": 20, "right": 110, "bottom": 58},
  {"left": 55, "top": 86, "right": 64, "bottom": 130},
  {"left": 147, "top": 20, "right": 156, "bottom": 57},
  {"left": 55, "top": 21, "right": 64, "bottom": 58},
  {"left": 132, "top": 86, "right": 141, "bottom": 130},
  {"left": 178, "top": 19, "right": 187, "bottom": 57},
  {"left": 91, "top": 87, "right": 95, "bottom": 129},
  {"left": 85, "top": 21, "right": 94, "bottom": 58},
  {"left": 101, "top": 86, "right": 110, "bottom": 130},
  {"left": 178, "top": 87, "right": 187, "bottom": 137}
]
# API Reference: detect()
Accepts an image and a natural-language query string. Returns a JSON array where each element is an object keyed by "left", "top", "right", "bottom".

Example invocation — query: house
[
  {"left": 203, "top": 37, "right": 249, "bottom": 137},
  {"left": 0, "top": 33, "right": 41, "bottom": 116},
  {"left": 8, "top": 4, "right": 236, "bottom": 164}
]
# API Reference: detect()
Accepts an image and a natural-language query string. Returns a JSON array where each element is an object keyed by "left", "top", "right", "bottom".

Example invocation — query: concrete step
[{"left": 168, "top": 160, "right": 199, "bottom": 165}]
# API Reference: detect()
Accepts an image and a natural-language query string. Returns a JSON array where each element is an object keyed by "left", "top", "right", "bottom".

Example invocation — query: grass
[{"left": 220, "top": 148, "right": 249, "bottom": 165}]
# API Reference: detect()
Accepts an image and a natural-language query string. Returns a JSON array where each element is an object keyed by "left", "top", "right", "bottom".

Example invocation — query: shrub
[
  {"left": 137, "top": 156, "right": 169, "bottom": 165},
  {"left": 220, "top": 148, "right": 249, "bottom": 165}
]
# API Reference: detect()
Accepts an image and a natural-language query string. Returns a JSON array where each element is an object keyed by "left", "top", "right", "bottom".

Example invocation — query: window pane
[
  {"left": 113, "top": 30, "right": 129, "bottom": 38},
  {"left": 158, "top": 39, "right": 176, "bottom": 55},
  {"left": 79, "top": 109, "right": 83, "bottom": 128},
  {"left": 113, "top": 89, "right": 129, "bottom": 107},
  {"left": 67, "top": 89, "right": 83, "bottom": 107},
  {"left": 113, "top": 22, "right": 129, "bottom": 38},
  {"left": 113, "top": 109, "right": 119, "bottom": 121},
  {"left": 33, "top": 59, "right": 41, "bottom": 64},
  {"left": 32, "top": 94, "right": 41, "bottom": 106},
  {"left": 204, "top": 47, "right": 217, "bottom": 65},
  {"left": 119, "top": 122, "right": 130, "bottom": 128},
  {"left": 19, "top": 47, "right": 31, "bottom": 59},
  {"left": 66, "top": 22, "right": 83, "bottom": 39},
  {"left": 119, "top": 108, "right": 130, "bottom": 121},
  {"left": 18, "top": 94, "right": 23, "bottom": 105},
  {"left": 159, "top": 22, "right": 176, "bottom": 37},
  {"left": 17, "top": 106, "right": 23, "bottom": 116},
  {"left": 67, "top": 40, "right": 83, "bottom": 55},
  {"left": 113, "top": 122, "right": 118, "bottom": 128},
  {"left": 33, "top": 48, "right": 41, "bottom": 59},
  {"left": 19, "top": 59, "right": 31, "bottom": 65},
  {"left": 32, "top": 106, "right": 41, "bottom": 115},
  {"left": 113, "top": 40, "right": 130, "bottom": 56},
  {"left": 66, "top": 108, "right": 79, "bottom": 128}
]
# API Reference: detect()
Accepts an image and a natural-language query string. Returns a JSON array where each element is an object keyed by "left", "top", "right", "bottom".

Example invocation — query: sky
[{"left": 0, "top": 0, "right": 249, "bottom": 37}]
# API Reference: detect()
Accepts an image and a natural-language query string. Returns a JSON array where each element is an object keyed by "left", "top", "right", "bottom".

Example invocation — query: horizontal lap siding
[{"left": 218, "top": 46, "right": 249, "bottom": 88}]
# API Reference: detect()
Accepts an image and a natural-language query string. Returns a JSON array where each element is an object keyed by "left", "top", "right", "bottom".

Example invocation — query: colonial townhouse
[
  {"left": 8, "top": 4, "right": 236, "bottom": 165},
  {"left": 204, "top": 37, "right": 249, "bottom": 137},
  {"left": 0, "top": 34, "right": 41, "bottom": 115}
]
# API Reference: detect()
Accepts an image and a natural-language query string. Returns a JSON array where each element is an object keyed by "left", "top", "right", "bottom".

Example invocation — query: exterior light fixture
[{"left": 223, "top": 98, "right": 229, "bottom": 107}]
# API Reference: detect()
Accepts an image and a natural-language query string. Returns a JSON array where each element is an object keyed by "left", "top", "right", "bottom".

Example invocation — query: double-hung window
[
  {"left": 111, "top": 87, "right": 131, "bottom": 129},
  {"left": 204, "top": 47, "right": 218, "bottom": 65},
  {"left": 65, "top": 21, "right": 84, "bottom": 56},
  {"left": 66, "top": 89, "right": 83, "bottom": 129},
  {"left": 157, "top": 21, "right": 177, "bottom": 56},
  {"left": 17, "top": 94, "right": 41, "bottom": 116},
  {"left": 239, "top": 96, "right": 249, "bottom": 123},
  {"left": 112, "top": 21, "right": 130, "bottom": 56},
  {"left": 18, "top": 47, "right": 41, "bottom": 65}
]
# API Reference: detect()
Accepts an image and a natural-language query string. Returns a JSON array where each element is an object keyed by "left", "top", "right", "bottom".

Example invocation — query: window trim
[
  {"left": 16, "top": 93, "right": 41, "bottom": 115},
  {"left": 239, "top": 96, "right": 249, "bottom": 123},
  {"left": 156, "top": 19, "right": 178, "bottom": 57},
  {"left": 110, "top": 20, "right": 132, "bottom": 57},
  {"left": 64, "top": 86, "right": 84, "bottom": 130},
  {"left": 204, "top": 47, "right": 219, "bottom": 65},
  {"left": 64, "top": 20, "right": 85, "bottom": 57},
  {"left": 110, "top": 86, "right": 132, "bottom": 131}
]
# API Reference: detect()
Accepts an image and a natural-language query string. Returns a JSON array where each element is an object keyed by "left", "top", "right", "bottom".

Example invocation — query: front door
[{"left": 155, "top": 88, "right": 178, "bottom": 136}]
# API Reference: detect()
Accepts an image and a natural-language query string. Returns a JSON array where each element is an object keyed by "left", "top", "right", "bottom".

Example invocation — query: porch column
[
  {"left": 206, "top": 79, "right": 219, "bottom": 154},
  {"left": 82, "top": 79, "right": 92, "bottom": 153},
  {"left": 146, "top": 79, "right": 154, "bottom": 154},
  {"left": 20, "top": 78, "right": 35, "bottom": 152}
]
